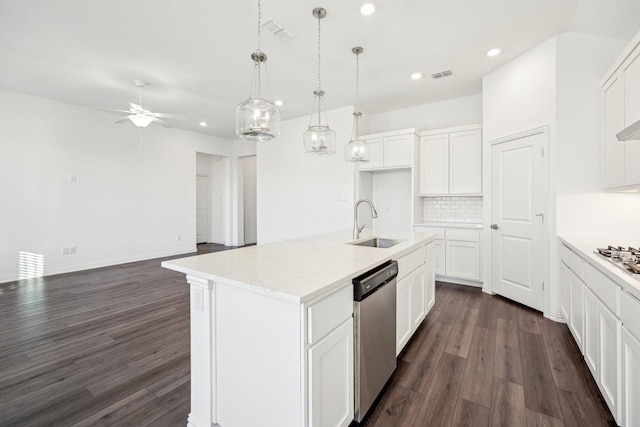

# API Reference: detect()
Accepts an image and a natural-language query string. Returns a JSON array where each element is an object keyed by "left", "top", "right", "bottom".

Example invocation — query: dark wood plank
[
  {"left": 519, "top": 330, "right": 564, "bottom": 419},
  {"left": 526, "top": 408, "right": 565, "bottom": 427},
  {"left": 475, "top": 292, "right": 499, "bottom": 330},
  {"left": 444, "top": 306, "right": 479, "bottom": 358},
  {"left": 458, "top": 326, "right": 496, "bottom": 407},
  {"left": 489, "top": 378, "right": 526, "bottom": 426},
  {"left": 556, "top": 387, "right": 616, "bottom": 427},
  {"left": 413, "top": 352, "right": 466, "bottom": 425},
  {"left": 494, "top": 317, "right": 523, "bottom": 384},
  {"left": 451, "top": 398, "right": 490, "bottom": 427},
  {"left": 361, "top": 384, "right": 422, "bottom": 427}
]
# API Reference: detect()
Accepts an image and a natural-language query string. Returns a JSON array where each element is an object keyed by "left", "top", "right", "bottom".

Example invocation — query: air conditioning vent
[
  {"left": 262, "top": 19, "right": 295, "bottom": 40},
  {"left": 431, "top": 70, "right": 453, "bottom": 79}
]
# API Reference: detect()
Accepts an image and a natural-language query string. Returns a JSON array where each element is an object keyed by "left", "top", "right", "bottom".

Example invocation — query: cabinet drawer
[
  {"left": 583, "top": 263, "right": 621, "bottom": 316},
  {"left": 621, "top": 291, "right": 640, "bottom": 341},
  {"left": 560, "top": 244, "right": 584, "bottom": 281},
  {"left": 307, "top": 284, "right": 353, "bottom": 345},
  {"left": 397, "top": 246, "right": 426, "bottom": 281},
  {"left": 414, "top": 226, "right": 445, "bottom": 239},
  {"left": 445, "top": 228, "right": 480, "bottom": 242}
]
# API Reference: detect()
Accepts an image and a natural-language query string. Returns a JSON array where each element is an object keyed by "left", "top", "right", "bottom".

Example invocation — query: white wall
[
  {"left": 0, "top": 87, "right": 233, "bottom": 282},
  {"left": 257, "top": 106, "right": 356, "bottom": 244},
  {"left": 555, "top": 33, "right": 640, "bottom": 240},
  {"left": 242, "top": 156, "right": 257, "bottom": 244},
  {"left": 367, "top": 94, "right": 483, "bottom": 134}
]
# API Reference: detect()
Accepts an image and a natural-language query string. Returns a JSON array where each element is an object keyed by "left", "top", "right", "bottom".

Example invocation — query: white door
[
  {"left": 196, "top": 175, "right": 209, "bottom": 244},
  {"left": 490, "top": 128, "right": 547, "bottom": 311}
]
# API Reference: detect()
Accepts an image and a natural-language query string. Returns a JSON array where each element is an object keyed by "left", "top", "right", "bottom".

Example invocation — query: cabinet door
[
  {"left": 433, "top": 239, "right": 445, "bottom": 275},
  {"left": 569, "top": 269, "right": 585, "bottom": 353},
  {"left": 624, "top": 48, "right": 640, "bottom": 127},
  {"left": 621, "top": 327, "right": 640, "bottom": 427},
  {"left": 410, "top": 265, "right": 426, "bottom": 330},
  {"left": 396, "top": 274, "right": 412, "bottom": 355},
  {"left": 583, "top": 288, "right": 599, "bottom": 376},
  {"left": 598, "top": 301, "right": 620, "bottom": 422},
  {"left": 603, "top": 74, "right": 625, "bottom": 188},
  {"left": 360, "top": 137, "right": 384, "bottom": 170},
  {"left": 420, "top": 134, "right": 449, "bottom": 195},
  {"left": 425, "top": 242, "right": 436, "bottom": 312},
  {"left": 383, "top": 134, "right": 412, "bottom": 168},
  {"left": 560, "top": 263, "right": 571, "bottom": 321},
  {"left": 445, "top": 240, "right": 480, "bottom": 281},
  {"left": 308, "top": 318, "right": 354, "bottom": 427},
  {"left": 449, "top": 129, "right": 482, "bottom": 194}
]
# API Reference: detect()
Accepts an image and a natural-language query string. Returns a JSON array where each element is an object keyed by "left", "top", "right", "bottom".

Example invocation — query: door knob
[{"left": 491, "top": 224, "right": 499, "bottom": 230}]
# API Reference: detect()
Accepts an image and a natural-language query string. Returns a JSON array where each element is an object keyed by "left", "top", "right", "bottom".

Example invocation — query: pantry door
[{"left": 490, "top": 127, "right": 548, "bottom": 312}]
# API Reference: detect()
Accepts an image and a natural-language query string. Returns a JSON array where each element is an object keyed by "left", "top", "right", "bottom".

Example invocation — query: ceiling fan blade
[
  {"left": 129, "top": 102, "right": 149, "bottom": 113},
  {"left": 92, "top": 106, "right": 132, "bottom": 115},
  {"left": 152, "top": 117, "right": 173, "bottom": 128},
  {"left": 153, "top": 112, "right": 187, "bottom": 120},
  {"left": 114, "top": 117, "right": 130, "bottom": 124}
]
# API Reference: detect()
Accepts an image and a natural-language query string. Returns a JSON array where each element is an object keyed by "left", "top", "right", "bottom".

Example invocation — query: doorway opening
[{"left": 196, "top": 152, "right": 229, "bottom": 246}]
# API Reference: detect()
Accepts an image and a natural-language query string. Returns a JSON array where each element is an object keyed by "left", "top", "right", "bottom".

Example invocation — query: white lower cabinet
[
  {"left": 566, "top": 264, "right": 585, "bottom": 352},
  {"left": 396, "top": 264, "right": 426, "bottom": 355},
  {"left": 598, "top": 301, "right": 620, "bottom": 419},
  {"left": 425, "top": 242, "right": 436, "bottom": 312},
  {"left": 584, "top": 287, "right": 599, "bottom": 375},
  {"left": 621, "top": 326, "right": 640, "bottom": 427},
  {"left": 308, "top": 318, "right": 354, "bottom": 427},
  {"left": 414, "top": 226, "right": 481, "bottom": 284}
]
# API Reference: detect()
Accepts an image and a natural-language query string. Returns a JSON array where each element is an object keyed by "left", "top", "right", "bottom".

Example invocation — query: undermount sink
[{"left": 349, "top": 237, "right": 406, "bottom": 248}]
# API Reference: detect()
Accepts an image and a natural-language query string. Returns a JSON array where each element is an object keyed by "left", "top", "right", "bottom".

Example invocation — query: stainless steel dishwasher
[{"left": 353, "top": 260, "right": 398, "bottom": 423}]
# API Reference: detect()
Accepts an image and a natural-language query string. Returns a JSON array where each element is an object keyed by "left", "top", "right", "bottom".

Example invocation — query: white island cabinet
[{"left": 162, "top": 229, "right": 435, "bottom": 427}]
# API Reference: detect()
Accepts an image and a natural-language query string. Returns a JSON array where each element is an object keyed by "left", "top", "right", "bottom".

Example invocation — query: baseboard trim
[
  {"left": 0, "top": 248, "right": 196, "bottom": 285},
  {"left": 437, "top": 275, "right": 483, "bottom": 287}
]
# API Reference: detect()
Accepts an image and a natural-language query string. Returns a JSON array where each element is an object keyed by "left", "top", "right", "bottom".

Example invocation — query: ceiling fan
[{"left": 95, "top": 80, "right": 186, "bottom": 128}]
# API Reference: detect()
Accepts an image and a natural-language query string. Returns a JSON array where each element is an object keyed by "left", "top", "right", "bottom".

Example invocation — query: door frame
[{"left": 482, "top": 126, "right": 550, "bottom": 316}]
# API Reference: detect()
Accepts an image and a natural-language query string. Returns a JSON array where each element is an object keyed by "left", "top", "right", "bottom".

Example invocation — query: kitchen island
[{"left": 162, "top": 229, "right": 436, "bottom": 427}]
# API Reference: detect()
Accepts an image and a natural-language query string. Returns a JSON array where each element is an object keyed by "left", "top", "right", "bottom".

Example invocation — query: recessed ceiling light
[
  {"left": 199, "top": 121, "right": 207, "bottom": 127},
  {"left": 486, "top": 48, "right": 501, "bottom": 57},
  {"left": 360, "top": 3, "right": 375, "bottom": 15},
  {"left": 411, "top": 72, "right": 422, "bottom": 80},
  {"left": 275, "top": 100, "right": 284, "bottom": 107}
]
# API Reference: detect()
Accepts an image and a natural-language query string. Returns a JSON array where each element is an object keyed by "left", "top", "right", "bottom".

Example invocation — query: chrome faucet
[{"left": 353, "top": 199, "right": 378, "bottom": 240}]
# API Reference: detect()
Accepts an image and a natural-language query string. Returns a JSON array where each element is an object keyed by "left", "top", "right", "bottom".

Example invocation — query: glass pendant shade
[
  {"left": 237, "top": 95, "right": 280, "bottom": 141},
  {"left": 344, "top": 111, "right": 370, "bottom": 162},
  {"left": 304, "top": 90, "right": 336, "bottom": 154},
  {"left": 236, "top": 0, "right": 280, "bottom": 141}
]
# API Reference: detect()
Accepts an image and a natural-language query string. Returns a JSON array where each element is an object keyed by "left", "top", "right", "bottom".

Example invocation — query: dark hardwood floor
[
  {"left": 0, "top": 252, "right": 615, "bottom": 426},
  {"left": 362, "top": 283, "right": 616, "bottom": 427}
]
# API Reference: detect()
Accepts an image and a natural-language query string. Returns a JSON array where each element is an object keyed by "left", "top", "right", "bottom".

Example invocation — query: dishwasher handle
[{"left": 353, "top": 260, "right": 399, "bottom": 301}]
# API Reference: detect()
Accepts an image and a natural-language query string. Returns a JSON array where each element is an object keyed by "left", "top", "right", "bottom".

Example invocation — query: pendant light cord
[
  {"left": 257, "top": 0, "right": 262, "bottom": 52},
  {"left": 317, "top": 15, "right": 321, "bottom": 93}
]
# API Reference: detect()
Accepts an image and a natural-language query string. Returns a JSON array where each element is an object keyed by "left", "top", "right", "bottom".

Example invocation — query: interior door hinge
[
  {"left": 542, "top": 281, "right": 545, "bottom": 290},
  {"left": 541, "top": 147, "right": 545, "bottom": 157}
]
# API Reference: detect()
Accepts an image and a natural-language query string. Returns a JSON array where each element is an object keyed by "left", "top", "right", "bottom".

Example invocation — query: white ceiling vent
[
  {"left": 431, "top": 70, "right": 453, "bottom": 79},
  {"left": 262, "top": 19, "right": 295, "bottom": 40}
]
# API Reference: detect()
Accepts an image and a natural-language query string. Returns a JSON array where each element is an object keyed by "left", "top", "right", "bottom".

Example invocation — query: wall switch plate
[
  {"left": 62, "top": 247, "right": 69, "bottom": 255},
  {"left": 176, "top": 234, "right": 182, "bottom": 242},
  {"left": 68, "top": 174, "right": 77, "bottom": 183}
]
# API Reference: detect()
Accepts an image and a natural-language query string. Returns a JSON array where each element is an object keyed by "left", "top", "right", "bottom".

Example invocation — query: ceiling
[{"left": 1, "top": 0, "right": 639, "bottom": 139}]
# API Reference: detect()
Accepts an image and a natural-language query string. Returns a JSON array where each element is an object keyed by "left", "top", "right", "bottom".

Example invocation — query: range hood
[{"left": 617, "top": 119, "right": 640, "bottom": 141}]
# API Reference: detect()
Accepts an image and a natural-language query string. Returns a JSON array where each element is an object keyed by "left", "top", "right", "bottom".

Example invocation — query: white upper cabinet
[
  {"left": 419, "top": 125, "right": 482, "bottom": 196},
  {"left": 359, "top": 129, "right": 417, "bottom": 171},
  {"left": 602, "top": 30, "right": 640, "bottom": 189}
]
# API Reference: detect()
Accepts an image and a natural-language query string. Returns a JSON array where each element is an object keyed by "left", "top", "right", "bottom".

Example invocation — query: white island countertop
[{"left": 162, "top": 229, "right": 435, "bottom": 304}]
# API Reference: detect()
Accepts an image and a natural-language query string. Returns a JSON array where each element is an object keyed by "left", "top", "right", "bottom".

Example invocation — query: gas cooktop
[{"left": 595, "top": 245, "right": 640, "bottom": 275}]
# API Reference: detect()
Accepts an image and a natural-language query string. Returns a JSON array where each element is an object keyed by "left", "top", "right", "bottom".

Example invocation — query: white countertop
[
  {"left": 415, "top": 221, "right": 484, "bottom": 229},
  {"left": 162, "top": 229, "right": 436, "bottom": 304},
  {"left": 559, "top": 236, "right": 640, "bottom": 301}
]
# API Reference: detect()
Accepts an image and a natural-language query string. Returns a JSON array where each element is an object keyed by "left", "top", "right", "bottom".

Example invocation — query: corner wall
[{"left": 0, "top": 87, "right": 233, "bottom": 282}]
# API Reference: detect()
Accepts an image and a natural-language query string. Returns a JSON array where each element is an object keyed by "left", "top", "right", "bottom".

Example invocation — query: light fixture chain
[{"left": 257, "top": 0, "right": 262, "bottom": 51}]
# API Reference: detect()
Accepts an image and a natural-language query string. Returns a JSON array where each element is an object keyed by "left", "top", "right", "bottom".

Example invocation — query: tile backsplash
[{"left": 422, "top": 196, "right": 483, "bottom": 224}]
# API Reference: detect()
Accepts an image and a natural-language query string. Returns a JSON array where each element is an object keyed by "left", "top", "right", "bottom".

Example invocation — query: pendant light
[
  {"left": 344, "top": 47, "right": 370, "bottom": 162},
  {"left": 236, "top": 0, "right": 281, "bottom": 141},
  {"left": 303, "top": 7, "right": 336, "bottom": 155}
]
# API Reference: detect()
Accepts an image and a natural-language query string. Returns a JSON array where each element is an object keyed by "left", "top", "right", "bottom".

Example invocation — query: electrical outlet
[
  {"left": 62, "top": 247, "right": 69, "bottom": 255},
  {"left": 69, "top": 246, "right": 76, "bottom": 254},
  {"left": 193, "top": 287, "right": 203, "bottom": 311},
  {"left": 68, "top": 174, "right": 77, "bottom": 183},
  {"left": 176, "top": 234, "right": 182, "bottom": 242}
]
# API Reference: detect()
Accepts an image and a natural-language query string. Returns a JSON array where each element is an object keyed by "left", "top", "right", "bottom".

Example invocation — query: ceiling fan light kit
[
  {"left": 236, "top": 0, "right": 281, "bottom": 142},
  {"left": 303, "top": 7, "right": 336, "bottom": 155},
  {"left": 128, "top": 113, "right": 153, "bottom": 128}
]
